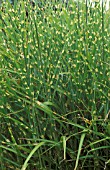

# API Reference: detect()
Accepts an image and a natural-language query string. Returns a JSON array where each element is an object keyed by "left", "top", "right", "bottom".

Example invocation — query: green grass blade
[
  {"left": 21, "top": 142, "right": 45, "bottom": 170},
  {"left": 74, "top": 133, "right": 86, "bottom": 170}
]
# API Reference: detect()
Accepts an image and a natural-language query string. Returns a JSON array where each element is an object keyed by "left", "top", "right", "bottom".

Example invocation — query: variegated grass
[{"left": 0, "top": 0, "right": 110, "bottom": 170}]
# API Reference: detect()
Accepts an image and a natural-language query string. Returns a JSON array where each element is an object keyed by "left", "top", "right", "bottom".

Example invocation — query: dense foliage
[{"left": 0, "top": 0, "right": 110, "bottom": 169}]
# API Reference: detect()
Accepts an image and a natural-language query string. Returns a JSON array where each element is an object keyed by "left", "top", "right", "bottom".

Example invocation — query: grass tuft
[{"left": 0, "top": 0, "right": 110, "bottom": 169}]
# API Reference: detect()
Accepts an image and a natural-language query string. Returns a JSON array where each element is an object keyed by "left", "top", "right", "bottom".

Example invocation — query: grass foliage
[{"left": 0, "top": 0, "right": 110, "bottom": 169}]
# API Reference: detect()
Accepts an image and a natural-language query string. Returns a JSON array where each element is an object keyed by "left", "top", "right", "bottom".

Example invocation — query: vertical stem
[
  {"left": 102, "top": 0, "right": 104, "bottom": 61},
  {"left": 86, "top": 0, "right": 88, "bottom": 24},
  {"left": 77, "top": 0, "right": 80, "bottom": 28},
  {"left": 91, "top": 84, "right": 100, "bottom": 170}
]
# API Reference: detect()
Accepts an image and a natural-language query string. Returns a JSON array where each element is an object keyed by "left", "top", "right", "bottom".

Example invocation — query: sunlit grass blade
[
  {"left": 21, "top": 142, "right": 45, "bottom": 170},
  {"left": 74, "top": 132, "right": 86, "bottom": 170}
]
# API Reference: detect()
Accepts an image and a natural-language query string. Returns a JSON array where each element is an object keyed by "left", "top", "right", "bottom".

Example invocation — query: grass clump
[{"left": 0, "top": 0, "right": 110, "bottom": 169}]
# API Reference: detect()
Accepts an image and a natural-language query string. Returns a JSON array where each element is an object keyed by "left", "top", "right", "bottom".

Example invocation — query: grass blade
[
  {"left": 21, "top": 142, "right": 45, "bottom": 170},
  {"left": 74, "top": 133, "right": 86, "bottom": 170}
]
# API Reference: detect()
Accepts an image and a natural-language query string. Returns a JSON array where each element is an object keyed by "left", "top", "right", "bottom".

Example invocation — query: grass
[{"left": 0, "top": 0, "right": 110, "bottom": 169}]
